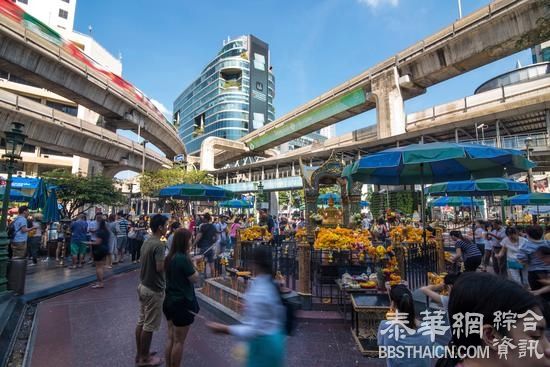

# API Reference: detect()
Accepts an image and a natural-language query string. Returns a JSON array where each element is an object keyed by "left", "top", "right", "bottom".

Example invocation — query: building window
[
  {"left": 61, "top": 0, "right": 70, "bottom": 2},
  {"left": 17, "top": 0, "right": 28, "bottom": 4},
  {"left": 58, "top": 9, "right": 68, "bottom": 19}
]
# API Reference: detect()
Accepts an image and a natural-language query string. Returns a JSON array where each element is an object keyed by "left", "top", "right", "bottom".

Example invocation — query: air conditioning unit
[{"left": 16, "top": 171, "right": 26, "bottom": 177}]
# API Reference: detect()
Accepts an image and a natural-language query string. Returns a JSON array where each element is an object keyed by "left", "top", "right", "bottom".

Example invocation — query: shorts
[
  {"left": 71, "top": 241, "right": 87, "bottom": 256},
  {"left": 10, "top": 241, "right": 27, "bottom": 258},
  {"left": 92, "top": 246, "right": 108, "bottom": 262},
  {"left": 199, "top": 246, "right": 215, "bottom": 263},
  {"left": 163, "top": 297, "right": 197, "bottom": 327},
  {"left": 116, "top": 236, "right": 128, "bottom": 251},
  {"left": 137, "top": 284, "right": 165, "bottom": 332}
]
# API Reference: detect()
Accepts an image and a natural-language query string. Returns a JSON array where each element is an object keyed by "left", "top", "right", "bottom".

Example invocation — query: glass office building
[{"left": 173, "top": 35, "right": 275, "bottom": 155}]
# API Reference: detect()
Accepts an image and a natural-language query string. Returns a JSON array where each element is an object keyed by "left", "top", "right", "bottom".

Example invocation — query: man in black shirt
[{"left": 193, "top": 213, "right": 217, "bottom": 277}]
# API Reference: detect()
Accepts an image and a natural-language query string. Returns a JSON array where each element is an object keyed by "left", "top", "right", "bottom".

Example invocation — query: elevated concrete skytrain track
[
  {"left": 0, "top": 7, "right": 185, "bottom": 159},
  {"left": 205, "top": 0, "right": 550, "bottom": 169}
]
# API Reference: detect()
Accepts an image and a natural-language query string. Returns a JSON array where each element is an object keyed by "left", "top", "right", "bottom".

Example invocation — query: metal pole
[
  {"left": 0, "top": 158, "right": 14, "bottom": 292},
  {"left": 457, "top": 0, "right": 462, "bottom": 19}
]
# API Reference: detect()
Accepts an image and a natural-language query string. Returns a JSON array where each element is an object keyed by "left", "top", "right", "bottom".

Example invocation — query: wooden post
[{"left": 297, "top": 239, "right": 312, "bottom": 310}]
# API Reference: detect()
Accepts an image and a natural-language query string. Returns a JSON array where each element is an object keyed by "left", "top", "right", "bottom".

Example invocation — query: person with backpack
[
  {"left": 10, "top": 206, "right": 32, "bottom": 259},
  {"left": 207, "top": 245, "right": 286, "bottom": 367}
]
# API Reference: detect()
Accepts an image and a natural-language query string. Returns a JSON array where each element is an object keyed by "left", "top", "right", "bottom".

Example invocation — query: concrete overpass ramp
[
  {"left": 0, "top": 10, "right": 185, "bottom": 158},
  {"left": 0, "top": 88, "right": 172, "bottom": 175}
]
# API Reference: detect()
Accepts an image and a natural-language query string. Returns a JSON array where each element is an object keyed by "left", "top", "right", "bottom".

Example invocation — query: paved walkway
[
  {"left": 28, "top": 270, "right": 384, "bottom": 367},
  {"left": 21, "top": 259, "right": 138, "bottom": 302}
]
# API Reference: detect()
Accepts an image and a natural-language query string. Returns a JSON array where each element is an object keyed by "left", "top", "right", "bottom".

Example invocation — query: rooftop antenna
[
  {"left": 88, "top": 25, "right": 93, "bottom": 35},
  {"left": 118, "top": 51, "right": 123, "bottom": 62}
]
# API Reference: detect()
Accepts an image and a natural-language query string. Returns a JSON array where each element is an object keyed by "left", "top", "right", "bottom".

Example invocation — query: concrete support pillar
[
  {"left": 496, "top": 120, "right": 501, "bottom": 148},
  {"left": 371, "top": 66, "right": 406, "bottom": 139},
  {"left": 270, "top": 192, "right": 279, "bottom": 217},
  {"left": 546, "top": 110, "right": 550, "bottom": 140},
  {"left": 455, "top": 129, "right": 459, "bottom": 143}
]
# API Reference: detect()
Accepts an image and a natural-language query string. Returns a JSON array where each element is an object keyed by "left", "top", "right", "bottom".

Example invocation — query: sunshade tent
[
  {"left": 344, "top": 143, "right": 535, "bottom": 185},
  {"left": 427, "top": 178, "right": 528, "bottom": 196},
  {"left": 43, "top": 187, "right": 60, "bottom": 222},
  {"left": 429, "top": 196, "right": 483, "bottom": 207},
  {"left": 504, "top": 193, "right": 550, "bottom": 206},
  {"left": 159, "top": 184, "right": 233, "bottom": 201},
  {"left": 0, "top": 187, "right": 32, "bottom": 202},
  {"left": 219, "top": 199, "right": 253, "bottom": 208},
  {"left": 28, "top": 178, "right": 48, "bottom": 210}
]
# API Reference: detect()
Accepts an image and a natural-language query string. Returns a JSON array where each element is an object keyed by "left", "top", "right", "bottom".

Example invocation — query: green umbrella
[
  {"left": 429, "top": 196, "right": 483, "bottom": 207},
  {"left": 427, "top": 178, "right": 528, "bottom": 196},
  {"left": 503, "top": 193, "right": 550, "bottom": 206}
]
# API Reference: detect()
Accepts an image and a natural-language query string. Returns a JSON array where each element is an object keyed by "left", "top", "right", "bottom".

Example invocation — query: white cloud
[
  {"left": 358, "top": 0, "right": 399, "bottom": 8},
  {"left": 150, "top": 99, "right": 172, "bottom": 120}
]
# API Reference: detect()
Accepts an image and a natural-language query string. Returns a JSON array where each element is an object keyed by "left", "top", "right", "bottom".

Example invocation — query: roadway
[
  {"left": 0, "top": 88, "right": 172, "bottom": 176},
  {"left": 0, "top": 10, "right": 185, "bottom": 158}
]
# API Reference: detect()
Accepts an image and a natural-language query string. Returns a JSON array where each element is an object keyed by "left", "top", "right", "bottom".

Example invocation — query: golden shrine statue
[{"left": 318, "top": 197, "right": 343, "bottom": 226}]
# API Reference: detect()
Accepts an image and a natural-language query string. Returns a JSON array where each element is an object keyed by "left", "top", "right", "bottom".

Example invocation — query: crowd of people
[{"left": 135, "top": 214, "right": 287, "bottom": 367}]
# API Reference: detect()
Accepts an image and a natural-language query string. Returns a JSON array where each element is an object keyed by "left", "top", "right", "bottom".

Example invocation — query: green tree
[
  {"left": 139, "top": 167, "right": 213, "bottom": 197},
  {"left": 42, "top": 169, "right": 126, "bottom": 218}
]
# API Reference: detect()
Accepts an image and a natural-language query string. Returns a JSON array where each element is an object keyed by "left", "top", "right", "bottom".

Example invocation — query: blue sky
[{"left": 74, "top": 0, "right": 531, "bottom": 139}]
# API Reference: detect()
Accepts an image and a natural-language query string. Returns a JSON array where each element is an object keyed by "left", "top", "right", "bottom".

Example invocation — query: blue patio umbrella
[
  {"left": 159, "top": 184, "right": 233, "bottom": 201},
  {"left": 219, "top": 199, "right": 253, "bottom": 208},
  {"left": 43, "top": 188, "right": 61, "bottom": 222},
  {"left": 317, "top": 193, "right": 341, "bottom": 204},
  {"left": 429, "top": 196, "right": 483, "bottom": 207},
  {"left": 427, "top": 178, "right": 528, "bottom": 196},
  {"left": 28, "top": 178, "right": 48, "bottom": 210},
  {"left": 344, "top": 143, "right": 535, "bottom": 185},
  {"left": 504, "top": 193, "right": 550, "bottom": 206},
  {"left": 0, "top": 187, "right": 32, "bottom": 202}
]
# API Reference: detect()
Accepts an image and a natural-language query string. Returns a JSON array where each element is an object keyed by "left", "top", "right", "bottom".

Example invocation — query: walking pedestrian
[
  {"left": 229, "top": 218, "right": 241, "bottom": 249},
  {"left": 106, "top": 214, "right": 118, "bottom": 267},
  {"left": 10, "top": 206, "right": 31, "bottom": 259},
  {"left": 116, "top": 211, "right": 129, "bottom": 263},
  {"left": 163, "top": 228, "right": 200, "bottom": 367},
  {"left": 91, "top": 216, "right": 110, "bottom": 289},
  {"left": 70, "top": 214, "right": 88, "bottom": 269},
  {"left": 131, "top": 217, "right": 147, "bottom": 264},
  {"left": 517, "top": 225, "right": 550, "bottom": 301},
  {"left": 87, "top": 213, "right": 101, "bottom": 264},
  {"left": 450, "top": 230, "right": 482, "bottom": 272},
  {"left": 165, "top": 221, "right": 181, "bottom": 256},
  {"left": 207, "top": 245, "right": 286, "bottom": 367},
  {"left": 27, "top": 214, "right": 43, "bottom": 266},
  {"left": 497, "top": 227, "right": 527, "bottom": 286},
  {"left": 487, "top": 220, "right": 506, "bottom": 275},
  {"left": 135, "top": 214, "right": 168, "bottom": 367},
  {"left": 193, "top": 213, "right": 217, "bottom": 278}
]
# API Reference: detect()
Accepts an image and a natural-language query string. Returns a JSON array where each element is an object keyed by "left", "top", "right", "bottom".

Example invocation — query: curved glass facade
[{"left": 173, "top": 35, "right": 275, "bottom": 155}]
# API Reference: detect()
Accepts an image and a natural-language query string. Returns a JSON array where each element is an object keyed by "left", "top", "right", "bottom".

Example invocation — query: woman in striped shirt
[{"left": 450, "top": 230, "right": 482, "bottom": 272}]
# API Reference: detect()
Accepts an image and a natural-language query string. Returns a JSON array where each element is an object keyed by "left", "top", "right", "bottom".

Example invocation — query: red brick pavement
[{"left": 29, "top": 270, "right": 383, "bottom": 367}]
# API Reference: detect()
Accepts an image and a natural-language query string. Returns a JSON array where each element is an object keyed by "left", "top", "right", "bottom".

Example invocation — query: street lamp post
[
  {"left": 0, "top": 122, "right": 26, "bottom": 293},
  {"left": 525, "top": 136, "right": 534, "bottom": 192}
]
